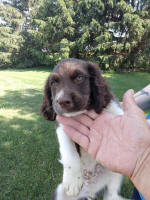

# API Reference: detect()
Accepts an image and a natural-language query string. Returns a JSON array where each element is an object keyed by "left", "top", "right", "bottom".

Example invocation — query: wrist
[{"left": 131, "top": 147, "right": 150, "bottom": 199}]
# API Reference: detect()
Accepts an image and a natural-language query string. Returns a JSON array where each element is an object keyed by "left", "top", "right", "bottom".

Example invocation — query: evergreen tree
[
  {"left": 71, "top": 0, "right": 150, "bottom": 70},
  {"left": 17, "top": 0, "right": 75, "bottom": 67},
  {"left": 0, "top": 0, "right": 150, "bottom": 70},
  {"left": 0, "top": 1, "right": 23, "bottom": 67}
]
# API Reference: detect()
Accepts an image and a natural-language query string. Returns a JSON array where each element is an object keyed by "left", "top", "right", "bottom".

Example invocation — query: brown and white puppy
[{"left": 40, "top": 58, "right": 128, "bottom": 200}]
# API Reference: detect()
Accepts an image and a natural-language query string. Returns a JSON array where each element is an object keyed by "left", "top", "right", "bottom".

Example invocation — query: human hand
[{"left": 57, "top": 90, "right": 150, "bottom": 178}]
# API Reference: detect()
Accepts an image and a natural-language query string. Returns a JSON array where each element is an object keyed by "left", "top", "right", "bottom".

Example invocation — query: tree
[
  {"left": 17, "top": 0, "right": 75, "bottom": 67},
  {"left": 0, "top": 0, "right": 150, "bottom": 70},
  {"left": 70, "top": 0, "right": 150, "bottom": 70},
  {"left": 0, "top": 1, "right": 23, "bottom": 67}
]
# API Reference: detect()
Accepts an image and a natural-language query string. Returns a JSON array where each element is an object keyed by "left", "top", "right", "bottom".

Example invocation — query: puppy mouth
[
  {"left": 54, "top": 103, "right": 71, "bottom": 115},
  {"left": 53, "top": 101, "right": 88, "bottom": 115}
]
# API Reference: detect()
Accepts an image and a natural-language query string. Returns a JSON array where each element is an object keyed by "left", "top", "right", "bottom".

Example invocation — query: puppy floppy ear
[
  {"left": 40, "top": 78, "right": 56, "bottom": 121},
  {"left": 87, "top": 62, "right": 113, "bottom": 113}
]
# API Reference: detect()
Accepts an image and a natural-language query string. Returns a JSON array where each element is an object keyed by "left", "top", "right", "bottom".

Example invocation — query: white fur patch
[
  {"left": 56, "top": 125, "right": 83, "bottom": 196},
  {"left": 63, "top": 110, "right": 87, "bottom": 117},
  {"left": 56, "top": 90, "right": 64, "bottom": 101},
  {"left": 105, "top": 100, "right": 124, "bottom": 115}
]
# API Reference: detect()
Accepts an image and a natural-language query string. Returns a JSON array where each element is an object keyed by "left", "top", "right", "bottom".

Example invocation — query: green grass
[{"left": 0, "top": 68, "right": 150, "bottom": 200}]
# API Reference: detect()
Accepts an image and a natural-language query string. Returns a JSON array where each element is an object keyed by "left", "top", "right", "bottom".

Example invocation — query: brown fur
[{"left": 40, "top": 58, "right": 113, "bottom": 120}]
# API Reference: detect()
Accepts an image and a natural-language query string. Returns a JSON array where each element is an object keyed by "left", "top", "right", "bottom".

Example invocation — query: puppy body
[
  {"left": 55, "top": 101, "right": 125, "bottom": 200},
  {"left": 40, "top": 58, "right": 129, "bottom": 200}
]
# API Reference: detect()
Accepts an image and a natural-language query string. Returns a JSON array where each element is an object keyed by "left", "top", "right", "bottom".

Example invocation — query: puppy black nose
[{"left": 57, "top": 97, "right": 72, "bottom": 108}]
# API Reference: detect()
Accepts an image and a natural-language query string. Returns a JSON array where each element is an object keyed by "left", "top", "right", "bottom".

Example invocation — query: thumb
[{"left": 123, "top": 89, "right": 138, "bottom": 113}]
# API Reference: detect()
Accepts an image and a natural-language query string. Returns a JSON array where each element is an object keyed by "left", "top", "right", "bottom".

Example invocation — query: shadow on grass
[
  {"left": 0, "top": 66, "right": 53, "bottom": 73},
  {"left": 0, "top": 88, "right": 62, "bottom": 200},
  {"left": 0, "top": 88, "right": 43, "bottom": 115}
]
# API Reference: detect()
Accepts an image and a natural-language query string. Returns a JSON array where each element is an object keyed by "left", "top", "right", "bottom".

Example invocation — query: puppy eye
[
  {"left": 76, "top": 75, "right": 84, "bottom": 81},
  {"left": 50, "top": 79, "right": 59, "bottom": 86}
]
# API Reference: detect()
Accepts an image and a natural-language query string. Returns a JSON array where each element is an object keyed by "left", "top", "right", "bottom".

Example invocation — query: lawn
[{"left": 0, "top": 68, "right": 150, "bottom": 200}]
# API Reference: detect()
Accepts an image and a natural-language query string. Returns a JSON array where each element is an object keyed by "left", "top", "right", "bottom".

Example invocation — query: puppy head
[{"left": 40, "top": 58, "right": 113, "bottom": 120}]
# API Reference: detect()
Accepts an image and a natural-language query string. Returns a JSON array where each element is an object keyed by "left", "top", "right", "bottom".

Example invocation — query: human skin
[{"left": 57, "top": 90, "right": 150, "bottom": 199}]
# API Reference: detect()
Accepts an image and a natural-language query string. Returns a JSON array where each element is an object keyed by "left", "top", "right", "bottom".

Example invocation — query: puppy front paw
[{"left": 63, "top": 171, "right": 83, "bottom": 196}]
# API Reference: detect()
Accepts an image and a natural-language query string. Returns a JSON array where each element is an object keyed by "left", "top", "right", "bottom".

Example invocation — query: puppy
[{"left": 40, "top": 58, "right": 129, "bottom": 200}]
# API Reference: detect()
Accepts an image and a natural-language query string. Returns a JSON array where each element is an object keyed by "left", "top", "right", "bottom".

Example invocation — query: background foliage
[{"left": 0, "top": 0, "right": 150, "bottom": 70}]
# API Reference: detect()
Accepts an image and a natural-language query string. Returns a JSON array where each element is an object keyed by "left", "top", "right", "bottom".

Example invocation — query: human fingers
[
  {"left": 73, "top": 113, "right": 93, "bottom": 127},
  {"left": 56, "top": 115, "right": 90, "bottom": 136},
  {"left": 63, "top": 125, "right": 89, "bottom": 151},
  {"left": 84, "top": 110, "right": 99, "bottom": 120},
  {"left": 74, "top": 111, "right": 113, "bottom": 132},
  {"left": 123, "top": 89, "right": 144, "bottom": 114}
]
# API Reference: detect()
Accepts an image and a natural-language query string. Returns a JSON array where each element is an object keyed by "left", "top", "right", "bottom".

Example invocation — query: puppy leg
[
  {"left": 52, "top": 184, "right": 78, "bottom": 200},
  {"left": 57, "top": 125, "right": 83, "bottom": 197},
  {"left": 53, "top": 184, "right": 94, "bottom": 200}
]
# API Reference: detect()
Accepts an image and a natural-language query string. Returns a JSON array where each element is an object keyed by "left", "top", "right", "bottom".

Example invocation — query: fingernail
[{"left": 129, "top": 89, "right": 134, "bottom": 95}]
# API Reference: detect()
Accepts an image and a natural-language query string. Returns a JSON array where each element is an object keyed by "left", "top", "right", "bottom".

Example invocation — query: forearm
[
  {"left": 131, "top": 147, "right": 150, "bottom": 200},
  {"left": 134, "top": 84, "right": 150, "bottom": 111}
]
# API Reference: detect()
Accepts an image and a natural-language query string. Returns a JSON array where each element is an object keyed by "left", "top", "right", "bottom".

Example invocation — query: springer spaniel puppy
[{"left": 40, "top": 58, "right": 129, "bottom": 200}]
